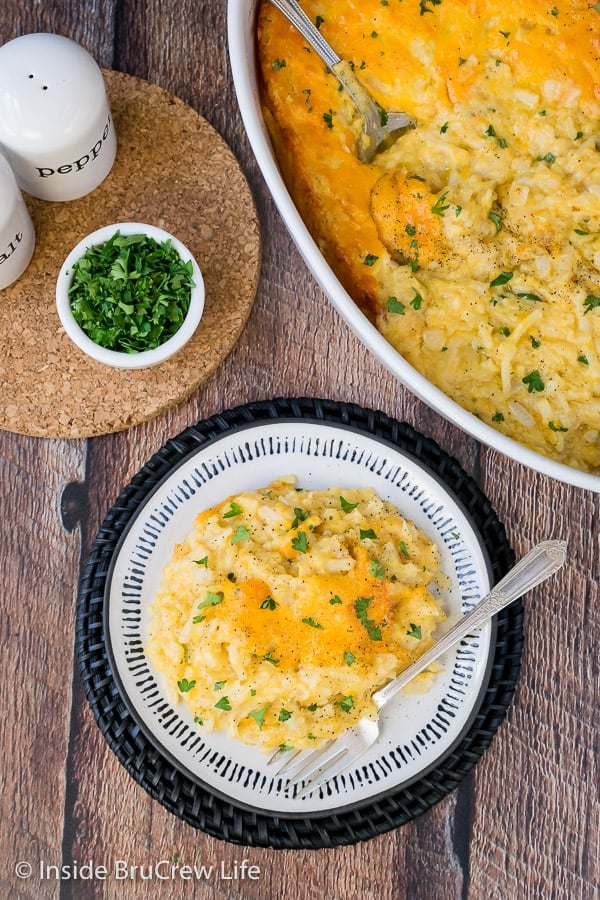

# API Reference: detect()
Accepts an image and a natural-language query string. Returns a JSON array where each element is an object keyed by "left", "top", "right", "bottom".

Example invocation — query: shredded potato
[
  {"left": 146, "top": 477, "right": 447, "bottom": 751},
  {"left": 257, "top": 0, "right": 600, "bottom": 473}
]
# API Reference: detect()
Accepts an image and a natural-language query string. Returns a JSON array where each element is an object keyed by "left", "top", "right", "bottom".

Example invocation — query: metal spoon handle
[
  {"left": 268, "top": 0, "right": 340, "bottom": 68},
  {"left": 372, "top": 539, "right": 567, "bottom": 708}
]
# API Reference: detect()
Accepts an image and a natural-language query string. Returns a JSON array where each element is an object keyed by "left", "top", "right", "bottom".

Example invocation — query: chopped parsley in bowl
[{"left": 56, "top": 223, "right": 204, "bottom": 368}]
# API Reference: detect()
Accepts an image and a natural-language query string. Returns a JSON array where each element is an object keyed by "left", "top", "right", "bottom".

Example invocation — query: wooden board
[{"left": 0, "top": 70, "right": 261, "bottom": 438}]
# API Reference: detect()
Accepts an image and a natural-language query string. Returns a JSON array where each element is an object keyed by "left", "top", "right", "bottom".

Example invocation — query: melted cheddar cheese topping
[
  {"left": 146, "top": 477, "right": 446, "bottom": 750},
  {"left": 258, "top": 1, "right": 600, "bottom": 473}
]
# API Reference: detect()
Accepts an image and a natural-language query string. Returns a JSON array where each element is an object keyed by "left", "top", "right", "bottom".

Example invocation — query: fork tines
[{"left": 267, "top": 740, "right": 349, "bottom": 798}]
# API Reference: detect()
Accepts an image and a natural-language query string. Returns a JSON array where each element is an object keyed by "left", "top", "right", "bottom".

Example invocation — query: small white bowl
[{"left": 56, "top": 222, "right": 204, "bottom": 369}]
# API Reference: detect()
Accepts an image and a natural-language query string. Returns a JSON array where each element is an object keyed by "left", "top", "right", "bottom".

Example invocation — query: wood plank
[{"left": 0, "top": 434, "right": 86, "bottom": 900}]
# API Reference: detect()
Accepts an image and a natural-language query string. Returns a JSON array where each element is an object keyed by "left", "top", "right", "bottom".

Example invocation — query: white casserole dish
[{"left": 227, "top": 0, "right": 599, "bottom": 493}]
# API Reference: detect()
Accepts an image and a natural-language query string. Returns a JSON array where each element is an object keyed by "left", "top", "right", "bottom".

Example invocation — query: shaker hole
[
  {"left": 28, "top": 73, "right": 34, "bottom": 78},
  {"left": 42, "top": 85, "right": 48, "bottom": 90}
]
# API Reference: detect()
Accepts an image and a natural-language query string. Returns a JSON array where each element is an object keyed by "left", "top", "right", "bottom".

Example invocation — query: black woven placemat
[{"left": 76, "top": 397, "right": 523, "bottom": 849}]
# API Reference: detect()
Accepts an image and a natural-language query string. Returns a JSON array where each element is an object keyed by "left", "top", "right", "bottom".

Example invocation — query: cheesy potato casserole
[
  {"left": 146, "top": 477, "right": 446, "bottom": 751},
  {"left": 257, "top": 1, "right": 600, "bottom": 473}
]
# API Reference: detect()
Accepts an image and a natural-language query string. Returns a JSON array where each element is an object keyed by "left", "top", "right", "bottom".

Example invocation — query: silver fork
[
  {"left": 268, "top": 539, "right": 567, "bottom": 798},
  {"left": 267, "top": 0, "right": 415, "bottom": 162}
]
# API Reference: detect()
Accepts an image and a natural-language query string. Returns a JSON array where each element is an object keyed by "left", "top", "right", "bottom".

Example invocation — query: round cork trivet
[{"left": 0, "top": 70, "right": 261, "bottom": 439}]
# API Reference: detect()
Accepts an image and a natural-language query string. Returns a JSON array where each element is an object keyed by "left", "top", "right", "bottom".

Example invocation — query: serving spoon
[{"left": 268, "top": 0, "right": 415, "bottom": 162}]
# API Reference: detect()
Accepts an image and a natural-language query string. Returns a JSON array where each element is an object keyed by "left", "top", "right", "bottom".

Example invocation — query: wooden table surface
[{"left": 1, "top": 3, "right": 598, "bottom": 898}]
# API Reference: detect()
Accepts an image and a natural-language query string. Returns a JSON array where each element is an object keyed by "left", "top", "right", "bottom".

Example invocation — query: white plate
[
  {"left": 105, "top": 419, "right": 494, "bottom": 816},
  {"left": 226, "top": 0, "right": 598, "bottom": 494}
]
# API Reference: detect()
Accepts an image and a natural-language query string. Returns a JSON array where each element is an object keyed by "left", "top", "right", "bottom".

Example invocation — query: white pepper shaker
[
  {"left": 0, "top": 152, "right": 35, "bottom": 290},
  {"left": 0, "top": 33, "right": 117, "bottom": 202}
]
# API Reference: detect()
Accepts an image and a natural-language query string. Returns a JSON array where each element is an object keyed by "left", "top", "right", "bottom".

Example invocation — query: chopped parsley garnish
[
  {"left": 68, "top": 231, "right": 195, "bottom": 353},
  {"left": 339, "top": 496, "right": 358, "bottom": 512},
  {"left": 420, "top": 0, "right": 442, "bottom": 13},
  {"left": 488, "top": 212, "right": 502, "bottom": 232},
  {"left": 364, "top": 253, "right": 379, "bottom": 266},
  {"left": 410, "top": 289, "right": 423, "bottom": 310},
  {"left": 490, "top": 271, "right": 513, "bottom": 287},
  {"left": 548, "top": 421, "right": 569, "bottom": 432},
  {"left": 440, "top": 122, "right": 449, "bottom": 133},
  {"left": 344, "top": 651, "right": 356, "bottom": 666},
  {"left": 578, "top": 353, "right": 589, "bottom": 365},
  {"left": 398, "top": 541, "right": 410, "bottom": 557},
  {"left": 405, "top": 224, "right": 417, "bottom": 236},
  {"left": 484, "top": 124, "right": 508, "bottom": 147},
  {"left": 291, "top": 531, "right": 308, "bottom": 553},
  {"left": 431, "top": 192, "right": 450, "bottom": 216},
  {"left": 213, "top": 680, "right": 226, "bottom": 691},
  {"left": 387, "top": 296, "right": 406, "bottom": 315},
  {"left": 492, "top": 411, "right": 505, "bottom": 422},
  {"left": 302, "top": 617, "right": 324, "bottom": 630},
  {"left": 530, "top": 335, "right": 541, "bottom": 348},
  {"left": 407, "top": 623, "right": 422, "bottom": 639},
  {"left": 329, "top": 595, "right": 343, "bottom": 605},
  {"left": 522, "top": 370, "right": 545, "bottom": 393},
  {"left": 376, "top": 103, "right": 388, "bottom": 127},
  {"left": 197, "top": 590, "right": 224, "bottom": 610},
  {"left": 231, "top": 525, "right": 250, "bottom": 545},
  {"left": 514, "top": 291, "right": 542, "bottom": 303},
  {"left": 262, "top": 651, "right": 280, "bottom": 666},
  {"left": 223, "top": 501, "right": 243, "bottom": 518},
  {"left": 354, "top": 596, "right": 383, "bottom": 641},
  {"left": 278, "top": 708, "right": 292, "bottom": 722},
  {"left": 583, "top": 295, "right": 600, "bottom": 315},
  {"left": 323, "top": 109, "right": 334, "bottom": 129},
  {"left": 291, "top": 507, "right": 310, "bottom": 529},
  {"left": 360, "top": 528, "right": 378, "bottom": 540},
  {"left": 177, "top": 678, "right": 196, "bottom": 693},
  {"left": 272, "top": 58, "right": 286, "bottom": 70},
  {"left": 315, "top": 14, "right": 325, "bottom": 28},
  {"left": 335, "top": 696, "right": 354, "bottom": 713},
  {"left": 194, "top": 556, "right": 208, "bottom": 567},
  {"left": 278, "top": 743, "right": 294, "bottom": 752},
  {"left": 214, "top": 696, "right": 232, "bottom": 711},
  {"left": 247, "top": 706, "right": 269, "bottom": 729},
  {"left": 370, "top": 560, "right": 385, "bottom": 580},
  {"left": 260, "top": 595, "right": 278, "bottom": 610}
]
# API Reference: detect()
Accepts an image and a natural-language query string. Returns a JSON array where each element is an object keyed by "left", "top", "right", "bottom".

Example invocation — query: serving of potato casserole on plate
[
  {"left": 146, "top": 477, "right": 447, "bottom": 751},
  {"left": 257, "top": 0, "right": 600, "bottom": 475}
]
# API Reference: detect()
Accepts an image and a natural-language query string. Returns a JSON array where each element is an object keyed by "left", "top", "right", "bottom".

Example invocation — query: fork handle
[
  {"left": 268, "top": 0, "right": 340, "bottom": 68},
  {"left": 372, "top": 539, "right": 567, "bottom": 709}
]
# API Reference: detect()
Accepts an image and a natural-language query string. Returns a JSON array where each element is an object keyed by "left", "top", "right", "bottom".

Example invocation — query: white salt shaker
[
  {"left": 0, "top": 33, "right": 117, "bottom": 201},
  {"left": 0, "top": 152, "right": 35, "bottom": 289}
]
